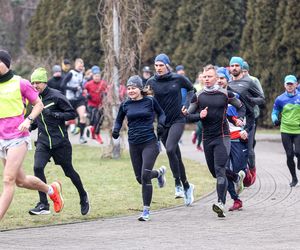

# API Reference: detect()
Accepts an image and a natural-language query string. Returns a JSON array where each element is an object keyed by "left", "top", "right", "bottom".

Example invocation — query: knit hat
[
  {"left": 175, "top": 65, "right": 184, "bottom": 72},
  {"left": 217, "top": 67, "right": 230, "bottom": 81},
  {"left": 242, "top": 61, "right": 249, "bottom": 71},
  {"left": 52, "top": 65, "right": 62, "bottom": 73},
  {"left": 142, "top": 66, "right": 151, "bottom": 72},
  {"left": 230, "top": 56, "right": 244, "bottom": 67},
  {"left": 126, "top": 75, "right": 143, "bottom": 89},
  {"left": 91, "top": 65, "right": 101, "bottom": 74},
  {"left": 31, "top": 67, "right": 48, "bottom": 83},
  {"left": 284, "top": 75, "right": 297, "bottom": 84},
  {"left": 155, "top": 53, "right": 171, "bottom": 65},
  {"left": 0, "top": 50, "right": 11, "bottom": 68},
  {"left": 63, "top": 59, "right": 71, "bottom": 65}
]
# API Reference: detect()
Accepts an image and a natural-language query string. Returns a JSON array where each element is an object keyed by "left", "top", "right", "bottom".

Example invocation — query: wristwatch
[{"left": 27, "top": 115, "right": 34, "bottom": 123}]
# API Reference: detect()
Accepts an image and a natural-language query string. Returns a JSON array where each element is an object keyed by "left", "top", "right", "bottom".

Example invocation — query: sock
[
  {"left": 143, "top": 206, "right": 150, "bottom": 211},
  {"left": 79, "top": 123, "right": 86, "bottom": 137},
  {"left": 47, "top": 185, "right": 54, "bottom": 195}
]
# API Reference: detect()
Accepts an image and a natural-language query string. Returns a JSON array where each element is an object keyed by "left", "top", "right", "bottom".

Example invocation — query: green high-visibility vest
[{"left": 0, "top": 75, "right": 24, "bottom": 118}]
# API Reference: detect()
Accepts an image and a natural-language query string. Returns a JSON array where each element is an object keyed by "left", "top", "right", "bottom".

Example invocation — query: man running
[
  {"left": 29, "top": 67, "right": 90, "bottom": 215},
  {"left": 228, "top": 57, "right": 265, "bottom": 186},
  {"left": 272, "top": 75, "right": 300, "bottom": 187},
  {"left": 0, "top": 50, "right": 63, "bottom": 220}
]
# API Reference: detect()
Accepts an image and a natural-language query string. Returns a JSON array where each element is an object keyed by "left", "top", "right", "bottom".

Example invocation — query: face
[
  {"left": 177, "top": 69, "right": 185, "bottom": 76},
  {"left": 217, "top": 76, "right": 228, "bottom": 89},
  {"left": 0, "top": 61, "right": 9, "bottom": 76},
  {"left": 53, "top": 71, "right": 61, "bottom": 77},
  {"left": 75, "top": 61, "right": 84, "bottom": 72},
  {"left": 230, "top": 63, "right": 243, "bottom": 77},
  {"left": 93, "top": 73, "right": 101, "bottom": 83},
  {"left": 154, "top": 61, "right": 168, "bottom": 76},
  {"left": 285, "top": 83, "right": 297, "bottom": 93},
  {"left": 202, "top": 69, "right": 217, "bottom": 88},
  {"left": 143, "top": 71, "right": 151, "bottom": 79},
  {"left": 242, "top": 69, "right": 249, "bottom": 76},
  {"left": 32, "top": 82, "right": 47, "bottom": 93},
  {"left": 127, "top": 86, "right": 142, "bottom": 100}
]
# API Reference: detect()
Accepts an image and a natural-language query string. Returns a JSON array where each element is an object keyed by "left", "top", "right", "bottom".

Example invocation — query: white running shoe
[
  {"left": 212, "top": 202, "right": 226, "bottom": 218},
  {"left": 175, "top": 185, "right": 184, "bottom": 199},
  {"left": 184, "top": 183, "right": 195, "bottom": 206}
]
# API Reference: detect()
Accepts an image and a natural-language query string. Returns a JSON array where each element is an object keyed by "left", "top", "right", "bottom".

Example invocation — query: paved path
[{"left": 2, "top": 132, "right": 300, "bottom": 250}]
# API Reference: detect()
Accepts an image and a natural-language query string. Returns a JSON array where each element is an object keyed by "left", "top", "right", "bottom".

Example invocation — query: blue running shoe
[
  {"left": 157, "top": 166, "right": 166, "bottom": 188},
  {"left": 184, "top": 183, "right": 195, "bottom": 206},
  {"left": 138, "top": 209, "right": 150, "bottom": 221}
]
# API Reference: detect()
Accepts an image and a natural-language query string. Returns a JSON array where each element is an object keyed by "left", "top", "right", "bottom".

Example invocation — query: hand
[
  {"left": 43, "top": 108, "right": 52, "bottom": 116},
  {"left": 181, "top": 106, "right": 188, "bottom": 115},
  {"left": 18, "top": 118, "right": 31, "bottom": 132},
  {"left": 240, "top": 130, "right": 248, "bottom": 140},
  {"left": 200, "top": 107, "right": 208, "bottom": 119},
  {"left": 51, "top": 112, "right": 62, "bottom": 120},
  {"left": 157, "top": 124, "right": 165, "bottom": 138},
  {"left": 112, "top": 130, "right": 119, "bottom": 139},
  {"left": 273, "top": 120, "right": 280, "bottom": 126},
  {"left": 235, "top": 118, "right": 245, "bottom": 127}
]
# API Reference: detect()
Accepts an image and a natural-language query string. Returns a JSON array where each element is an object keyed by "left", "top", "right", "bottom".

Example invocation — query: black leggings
[
  {"left": 281, "top": 133, "right": 300, "bottom": 180},
  {"left": 203, "top": 136, "right": 230, "bottom": 204},
  {"left": 160, "top": 122, "right": 189, "bottom": 190},
  {"left": 129, "top": 139, "right": 159, "bottom": 207},
  {"left": 34, "top": 141, "right": 87, "bottom": 205}
]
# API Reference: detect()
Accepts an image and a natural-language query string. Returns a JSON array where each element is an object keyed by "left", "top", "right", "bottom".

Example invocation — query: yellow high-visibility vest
[{"left": 0, "top": 75, "right": 24, "bottom": 118}]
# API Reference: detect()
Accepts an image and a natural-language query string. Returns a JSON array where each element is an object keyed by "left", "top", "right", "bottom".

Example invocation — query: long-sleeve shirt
[
  {"left": 188, "top": 87, "right": 245, "bottom": 143},
  {"left": 146, "top": 72, "right": 194, "bottom": 126},
  {"left": 113, "top": 96, "right": 166, "bottom": 145},
  {"left": 228, "top": 75, "right": 265, "bottom": 129}
]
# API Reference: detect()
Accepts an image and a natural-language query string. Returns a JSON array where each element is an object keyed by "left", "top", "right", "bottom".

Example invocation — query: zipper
[{"left": 40, "top": 96, "right": 52, "bottom": 149}]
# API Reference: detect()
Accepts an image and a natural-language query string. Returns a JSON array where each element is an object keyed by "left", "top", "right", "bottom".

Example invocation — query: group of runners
[{"left": 0, "top": 48, "right": 299, "bottom": 222}]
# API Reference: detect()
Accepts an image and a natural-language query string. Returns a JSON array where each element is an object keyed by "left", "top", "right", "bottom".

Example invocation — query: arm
[
  {"left": 153, "top": 98, "right": 166, "bottom": 126},
  {"left": 271, "top": 98, "right": 281, "bottom": 125},
  {"left": 18, "top": 97, "right": 44, "bottom": 132},
  {"left": 180, "top": 75, "right": 195, "bottom": 109},
  {"left": 112, "top": 103, "right": 126, "bottom": 138},
  {"left": 52, "top": 95, "right": 77, "bottom": 121}
]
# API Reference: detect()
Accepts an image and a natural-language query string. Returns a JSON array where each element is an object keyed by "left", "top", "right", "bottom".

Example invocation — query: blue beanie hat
[
  {"left": 126, "top": 75, "right": 143, "bottom": 89},
  {"left": 284, "top": 75, "right": 297, "bottom": 84},
  {"left": 91, "top": 65, "right": 101, "bottom": 74},
  {"left": 217, "top": 67, "right": 230, "bottom": 81},
  {"left": 242, "top": 61, "right": 249, "bottom": 70},
  {"left": 230, "top": 56, "right": 244, "bottom": 67},
  {"left": 155, "top": 53, "right": 171, "bottom": 65},
  {"left": 175, "top": 65, "right": 184, "bottom": 72}
]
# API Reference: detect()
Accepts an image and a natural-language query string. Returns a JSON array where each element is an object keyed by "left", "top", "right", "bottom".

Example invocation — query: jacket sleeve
[
  {"left": 153, "top": 97, "right": 166, "bottom": 126},
  {"left": 55, "top": 94, "right": 77, "bottom": 121},
  {"left": 113, "top": 102, "right": 126, "bottom": 132}
]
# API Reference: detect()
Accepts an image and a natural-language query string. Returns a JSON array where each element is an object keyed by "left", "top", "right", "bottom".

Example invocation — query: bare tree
[{"left": 97, "top": 0, "right": 145, "bottom": 158}]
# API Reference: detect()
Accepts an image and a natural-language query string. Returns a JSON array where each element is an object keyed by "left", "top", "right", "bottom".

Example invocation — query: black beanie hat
[{"left": 0, "top": 50, "right": 11, "bottom": 68}]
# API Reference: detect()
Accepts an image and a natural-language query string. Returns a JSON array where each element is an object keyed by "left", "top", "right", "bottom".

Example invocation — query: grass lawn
[{"left": 0, "top": 144, "right": 214, "bottom": 231}]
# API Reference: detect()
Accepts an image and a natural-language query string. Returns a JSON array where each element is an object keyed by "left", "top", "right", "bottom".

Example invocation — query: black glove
[
  {"left": 87, "top": 94, "right": 92, "bottom": 100},
  {"left": 42, "top": 108, "right": 52, "bottom": 116},
  {"left": 157, "top": 124, "right": 165, "bottom": 138},
  {"left": 112, "top": 130, "right": 119, "bottom": 139},
  {"left": 274, "top": 120, "right": 281, "bottom": 126}
]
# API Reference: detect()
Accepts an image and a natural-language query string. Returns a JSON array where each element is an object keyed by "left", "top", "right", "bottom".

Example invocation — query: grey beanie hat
[
  {"left": 126, "top": 75, "right": 143, "bottom": 89},
  {"left": 52, "top": 64, "right": 62, "bottom": 73}
]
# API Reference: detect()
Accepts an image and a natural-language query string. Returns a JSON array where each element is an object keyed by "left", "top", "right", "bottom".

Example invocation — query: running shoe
[
  {"left": 49, "top": 181, "right": 64, "bottom": 213},
  {"left": 249, "top": 167, "right": 256, "bottom": 185},
  {"left": 175, "top": 185, "right": 184, "bottom": 199},
  {"left": 28, "top": 202, "right": 50, "bottom": 215},
  {"left": 228, "top": 199, "right": 243, "bottom": 211},
  {"left": 86, "top": 126, "right": 92, "bottom": 138},
  {"left": 157, "top": 166, "right": 167, "bottom": 188},
  {"left": 95, "top": 134, "right": 103, "bottom": 144},
  {"left": 290, "top": 178, "right": 298, "bottom": 187},
  {"left": 235, "top": 170, "right": 246, "bottom": 195},
  {"left": 79, "top": 136, "right": 87, "bottom": 144},
  {"left": 212, "top": 202, "right": 226, "bottom": 217},
  {"left": 196, "top": 145, "right": 203, "bottom": 151},
  {"left": 80, "top": 193, "right": 90, "bottom": 215},
  {"left": 138, "top": 209, "right": 150, "bottom": 221},
  {"left": 184, "top": 183, "right": 195, "bottom": 206}
]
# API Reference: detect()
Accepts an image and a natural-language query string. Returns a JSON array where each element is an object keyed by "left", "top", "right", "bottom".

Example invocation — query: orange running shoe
[{"left": 49, "top": 181, "right": 64, "bottom": 213}]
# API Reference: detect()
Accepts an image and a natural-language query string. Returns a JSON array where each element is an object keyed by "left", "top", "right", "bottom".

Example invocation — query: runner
[
  {"left": 187, "top": 64, "right": 245, "bottom": 217},
  {"left": 217, "top": 67, "right": 247, "bottom": 212},
  {"left": 29, "top": 67, "right": 90, "bottom": 215},
  {"left": 0, "top": 50, "right": 63, "bottom": 220},
  {"left": 272, "top": 74, "right": 300, "bottom": 187},
  {"left": 145, "top": 53, "right": 195, "bottom": 205},
  {"left": 228, "top": 56, "right": 265, "bottom": 186},
  {"left": 61, "top": 58, "right": 87, "bottom": 144},
  {"left": 112, "top": 75, "right": 167, "bottom": 221}
]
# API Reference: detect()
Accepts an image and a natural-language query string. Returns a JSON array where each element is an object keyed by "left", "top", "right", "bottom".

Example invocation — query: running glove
[{"left": 112, "top": 130, "right": 119, "bottom": 139}]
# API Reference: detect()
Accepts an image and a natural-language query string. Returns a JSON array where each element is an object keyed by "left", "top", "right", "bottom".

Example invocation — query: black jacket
[{"left": 31, "top": 86, "right": 77, "bottom": 149}]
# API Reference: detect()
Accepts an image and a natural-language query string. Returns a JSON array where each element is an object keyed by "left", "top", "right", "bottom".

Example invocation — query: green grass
[{"left": 0, "top": 145, "right": 214, "bottom": 231}]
